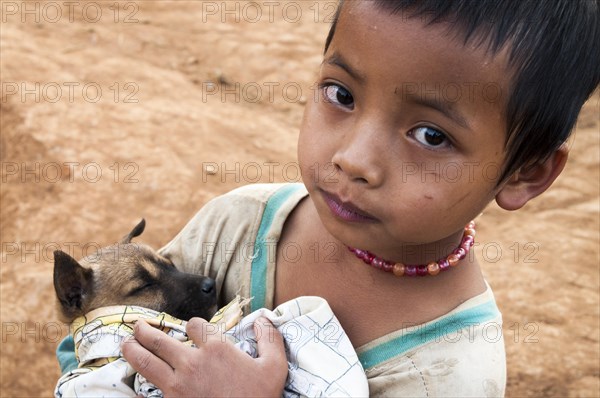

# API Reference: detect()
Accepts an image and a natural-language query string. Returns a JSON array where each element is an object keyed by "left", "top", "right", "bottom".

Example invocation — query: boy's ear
[{"left": 495, "top": 145, "right": 569, "bottom": 211}]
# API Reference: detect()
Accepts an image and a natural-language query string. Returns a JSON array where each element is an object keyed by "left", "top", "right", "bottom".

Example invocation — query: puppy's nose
[{"left": 201, "top": 278, "right": 215, "bottom": 294}]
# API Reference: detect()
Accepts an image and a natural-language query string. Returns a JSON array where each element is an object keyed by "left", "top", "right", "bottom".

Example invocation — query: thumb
[{"left": 254, "top": 317, "right": 286, "bottom": 364}]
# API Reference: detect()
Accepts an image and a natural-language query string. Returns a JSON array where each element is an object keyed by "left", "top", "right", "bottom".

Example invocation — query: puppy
[
  {"left": 53, "top": 219, "right": 217, "bottom": 323},
  {"left": 53, "top": 220, "right": 369, "bottom": 398},
  {"left": 53, "top": 219, "right": 218, "bottom": 398}
]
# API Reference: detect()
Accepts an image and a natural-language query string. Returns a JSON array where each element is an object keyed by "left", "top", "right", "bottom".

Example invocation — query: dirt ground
[{"left": 1, "top": 1, "right": 598, "bottom": 397}]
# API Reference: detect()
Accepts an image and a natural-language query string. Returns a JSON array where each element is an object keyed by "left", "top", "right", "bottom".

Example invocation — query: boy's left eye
[{"left": 409, "top": 126, "right": 451, "bottom": 149}]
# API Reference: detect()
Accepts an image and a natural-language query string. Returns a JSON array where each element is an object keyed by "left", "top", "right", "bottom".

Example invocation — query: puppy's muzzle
[{"left": 201, "top": 278, "right": 215, "bottom": 295}]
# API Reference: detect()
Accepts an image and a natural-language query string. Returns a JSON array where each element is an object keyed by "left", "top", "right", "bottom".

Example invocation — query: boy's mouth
[{"left": 320, "top": 189, "right": 378, "bottom": 223}]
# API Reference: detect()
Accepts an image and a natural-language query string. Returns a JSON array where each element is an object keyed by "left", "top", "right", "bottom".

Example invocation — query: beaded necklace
[{"left": 348, "top": 221, "right": 476, "bottom": 277}]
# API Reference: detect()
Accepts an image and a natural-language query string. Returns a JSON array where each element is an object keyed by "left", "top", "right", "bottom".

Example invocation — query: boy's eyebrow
[
  {"left": 324, "top": 52, "right": 470, "bottom": 131},
  {"left": 402, "top": 93, "right": 472, "bottom": 131},
  {"left": 323, "top": 52, "right": 366, "bottom": 82}
]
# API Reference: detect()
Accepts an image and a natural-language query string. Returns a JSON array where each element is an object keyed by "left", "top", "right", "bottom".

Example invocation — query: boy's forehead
[
  {"left": 325, "top": 0, "right": 512, "bottom": 141},
  {"left": 331, "top": 1, "right": 511, "bottom": 109},
  {"left": 338, "top": 0, "right": 503, "bottom": 58}
]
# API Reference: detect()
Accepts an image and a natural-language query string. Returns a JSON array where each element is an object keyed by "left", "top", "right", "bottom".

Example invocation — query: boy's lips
[{"left": 320, "top": 189, "right": 378, "bottom": 223}]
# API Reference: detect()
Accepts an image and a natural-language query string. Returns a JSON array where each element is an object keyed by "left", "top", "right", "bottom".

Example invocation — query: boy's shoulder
[
  {"left": 160, "top": 183, "right": 308, "bottom": 257},
  {"left": 213, "top": 183, "right": 307, "bottom": 206},
  {"left": 158, "top": 183, "right": 308, "bottom": 293},
  {"left": 198, "top": 183, "right": 308, "bottom": 223}
]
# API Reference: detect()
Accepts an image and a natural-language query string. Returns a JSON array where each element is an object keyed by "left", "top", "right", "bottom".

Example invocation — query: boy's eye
[
  {"left": 410, "top": 126, "right": 451, "bottom": 149},
  {"left": 321, "top": 83, "right": 354, "bottom": 109}
]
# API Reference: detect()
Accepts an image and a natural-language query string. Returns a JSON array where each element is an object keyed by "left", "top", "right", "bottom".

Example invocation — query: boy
[{"left": 119, "top": 0, "right": 599, "bottom": 396}]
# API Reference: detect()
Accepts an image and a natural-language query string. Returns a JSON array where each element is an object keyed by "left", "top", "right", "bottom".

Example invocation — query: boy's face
[{"left": 298, "top": 1, "right": 512, "bottom": 259}]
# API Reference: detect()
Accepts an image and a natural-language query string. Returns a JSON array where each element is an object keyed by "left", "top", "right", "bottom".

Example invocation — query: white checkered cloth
[{"left": 55, "top": 297, "right": 368, "bottom": 397}]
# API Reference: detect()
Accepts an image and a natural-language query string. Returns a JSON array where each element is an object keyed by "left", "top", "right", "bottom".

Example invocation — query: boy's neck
[{"left": 276, "top": 195, "right": 487, "bottom": 347}]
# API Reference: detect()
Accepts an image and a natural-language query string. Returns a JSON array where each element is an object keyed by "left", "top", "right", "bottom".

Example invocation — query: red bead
[
  {"left": 461, "top": 236, "right": 474, "bottom": 248},
  {"left": 405, "top": 265, "right": 417, "bottom": 277},
  {"left": 372, "top": 258, "right": 384, "bottom": 269},
  {"left": 438, "top": 259, "right": 450, "bottom": 270},
  {"left": 416, "top": 265, "right": 429, "bottom": 276},
  {"left": 453, "top": 247, "right": 467, "bottom": 260}
]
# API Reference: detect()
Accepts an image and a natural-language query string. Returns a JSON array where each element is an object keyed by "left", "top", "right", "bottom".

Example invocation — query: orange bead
[
  {"left": 427, "top": 262, "right": 440, "bottom": 275},
  {"left": 464, "top": 228, "right": 476, "bottom": 237},
  {"left": 447, "top": 254, "right": 460, "bottom": 266},
  {"left": 392, "top": 263, "right": 405, "bottom": 277}
]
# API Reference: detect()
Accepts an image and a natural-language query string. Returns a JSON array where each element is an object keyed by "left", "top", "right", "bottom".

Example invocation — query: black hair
[{"left": 324, "top": 0, "right": 600, "bottom": 183}]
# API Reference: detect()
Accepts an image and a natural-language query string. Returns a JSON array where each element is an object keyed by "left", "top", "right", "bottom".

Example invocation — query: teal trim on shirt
[
  {"left": 56, "top": 335, "right": 78, "bottom": 374},
  {"left": 250, "top": 184, "right": 303, "bottom": 312},
  {"left": 358, "top": 300, "right": 501, "bottom": 369}
]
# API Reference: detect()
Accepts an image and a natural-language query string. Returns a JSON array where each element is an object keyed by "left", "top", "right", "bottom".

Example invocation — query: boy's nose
[{"left": 331, "top": 133, "right": 384, "bottom": 187}]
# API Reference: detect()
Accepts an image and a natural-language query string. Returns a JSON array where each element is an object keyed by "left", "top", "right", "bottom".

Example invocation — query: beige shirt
[{"left": 160, "top": 183, "right": 506, "bottom": 397}]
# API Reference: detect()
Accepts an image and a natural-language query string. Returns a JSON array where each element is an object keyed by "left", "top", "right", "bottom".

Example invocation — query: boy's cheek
[{"left": 391, "top": 171, "right": 495, "bottom": 212}]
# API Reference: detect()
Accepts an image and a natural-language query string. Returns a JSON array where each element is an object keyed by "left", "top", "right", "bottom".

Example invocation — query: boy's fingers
[
  {"left": 254, "top": 317, "right": 287, "bottom": 368},
  {"left": 120, "top": 334, "right": 173, "bottom": 387},
  {"left": 127, "top": 320, "right": 187, "bottom": 370},
  {"left": 186, "top": 317, "right": 224, "bottom": 345}
]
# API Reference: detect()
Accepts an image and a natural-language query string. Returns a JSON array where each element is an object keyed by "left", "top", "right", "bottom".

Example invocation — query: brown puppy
[{"left": 53, "top": 219, "right": 217, "bottom": 323}]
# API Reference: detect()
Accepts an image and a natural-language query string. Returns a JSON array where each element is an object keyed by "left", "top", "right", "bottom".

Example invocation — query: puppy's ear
[
  {"left": 120, "top": 218, "right": 146, "bottom": 244},
  {"left": 53, "top": 250, "right": 93, "bottom": 317}
]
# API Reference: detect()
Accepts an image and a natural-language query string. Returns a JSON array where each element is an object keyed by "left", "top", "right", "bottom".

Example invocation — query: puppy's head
[{"left": 53, "top": 219, "right": 217, "bottom": 323}]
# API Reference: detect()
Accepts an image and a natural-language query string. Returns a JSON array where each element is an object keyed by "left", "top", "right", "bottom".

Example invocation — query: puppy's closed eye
[{"left": 128, "top": 282, "right": 155, "bottom": 296}]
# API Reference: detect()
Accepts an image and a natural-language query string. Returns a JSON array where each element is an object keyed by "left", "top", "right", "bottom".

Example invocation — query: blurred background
[{"left": 1, "top": 1, "right": 598, "bottom": 396}]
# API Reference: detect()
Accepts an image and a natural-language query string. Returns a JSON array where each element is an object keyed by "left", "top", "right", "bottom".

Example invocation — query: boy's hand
[{"left": 121, "top": 317, "right": 288, "bottom": 397}]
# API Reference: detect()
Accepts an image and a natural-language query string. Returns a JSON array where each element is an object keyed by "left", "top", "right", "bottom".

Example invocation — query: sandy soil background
[{"left": 1, "top": 1, "right": 598, "bottom": 397}]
